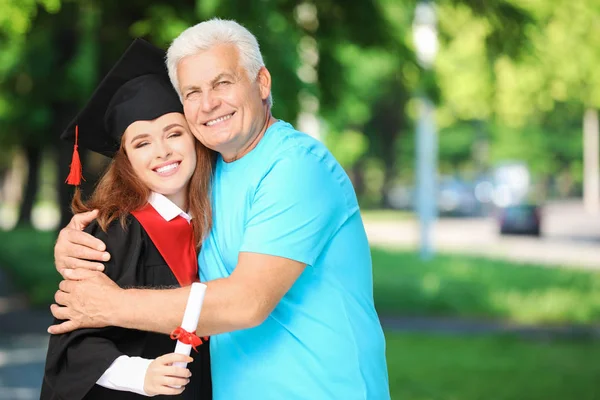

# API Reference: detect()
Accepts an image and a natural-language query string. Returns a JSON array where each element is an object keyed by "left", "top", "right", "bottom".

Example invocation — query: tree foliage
[{"left": 0, "top": 0, "right": 597, "bottom": 222}]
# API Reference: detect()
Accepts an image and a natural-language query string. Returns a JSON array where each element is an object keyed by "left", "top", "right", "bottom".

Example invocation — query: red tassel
[{"left": 65, "top": 125, "right": 85, "bottom": 186}]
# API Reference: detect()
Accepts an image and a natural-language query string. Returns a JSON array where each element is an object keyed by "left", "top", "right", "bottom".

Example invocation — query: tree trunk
[
  {"left": 16, "top": 145, "right": 42, "bottom": 226},
  {"left": 364, "top": 78, "right": 408, "bottom": 209},
  {"left": 58, "top": 141, "right": 75, "bottom": 229},
  {"left": 352, "top": 159, "right": 366, "bottom": 199},
  {"left": 380, "top": 140, "right": 398, "bottom": 209}
]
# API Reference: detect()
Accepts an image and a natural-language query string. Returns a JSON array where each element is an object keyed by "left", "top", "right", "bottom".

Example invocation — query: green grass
[
  {"left": 0, "top": 227, "right": 59, "bottom": 305},
  {"left": 385, "top": 331, "right": 600, "bottom": 400},
  {"left": 372, "top": 248, "right": 600, "bottom": 324},
  {"left": 1, "top": 228, "right": 600, "bottom": 325},
  {"left": 2, "top": 228, "right": 599, "bottom": 399}
]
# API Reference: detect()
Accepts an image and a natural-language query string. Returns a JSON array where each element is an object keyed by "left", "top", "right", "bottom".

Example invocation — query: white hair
[{"left": 167, "top": 18, "right": 272, "bottom": 107}]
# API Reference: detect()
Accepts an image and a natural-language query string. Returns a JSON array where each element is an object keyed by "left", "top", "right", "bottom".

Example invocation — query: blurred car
[
  {"left": 386, "top": 176, "right": 487, "bottom": 217},
  {"left": 437, "top": 177, "right": 480, "bottom": 217},
  {"left": 497, "top": 204, "right": 542, "bottom": 236}
]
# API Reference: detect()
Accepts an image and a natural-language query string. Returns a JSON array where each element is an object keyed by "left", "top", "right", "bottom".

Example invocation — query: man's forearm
[
  {"left": 110, "top": 278, "right": 259, "bottom": 336},
  {"left": 109, "top": 285, "right": 188, "bottom": 335}
]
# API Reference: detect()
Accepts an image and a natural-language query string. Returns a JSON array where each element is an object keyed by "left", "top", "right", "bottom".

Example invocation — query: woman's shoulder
[{"left": 83, "top": 213, "right": 144, "bottom": 241}]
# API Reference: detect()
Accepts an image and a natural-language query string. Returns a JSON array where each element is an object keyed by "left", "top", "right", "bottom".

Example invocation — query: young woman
[{"left": 41, "top": 39, "right": 213, "bottom": 399}]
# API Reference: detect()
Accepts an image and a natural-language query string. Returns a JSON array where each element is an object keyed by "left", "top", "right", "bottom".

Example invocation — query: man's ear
[{"left": 257, "top": 66, "right": 272, "bottom": 101}]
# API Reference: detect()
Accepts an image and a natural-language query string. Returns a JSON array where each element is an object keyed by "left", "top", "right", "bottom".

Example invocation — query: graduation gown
[{"left": 40, "top": 209, "right": 212, "bottom": 400}]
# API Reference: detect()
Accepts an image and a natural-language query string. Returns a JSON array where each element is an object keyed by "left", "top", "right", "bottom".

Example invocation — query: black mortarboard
[{"left": 61, "top": 38, "right": 183, "bottom": 185}]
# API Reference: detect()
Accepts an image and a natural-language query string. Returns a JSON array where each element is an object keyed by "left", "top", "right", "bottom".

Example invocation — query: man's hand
[
  {"left": 48, "top": 268, "right": 121, "bottom": 334},
  {"left": 54, "top": 210, "right": 110, "bottom": 276}
]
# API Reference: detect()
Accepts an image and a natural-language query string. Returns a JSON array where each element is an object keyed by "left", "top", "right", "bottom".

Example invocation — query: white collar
[{"left": 148, "top": 192, "right": 192, "bottom": 223}]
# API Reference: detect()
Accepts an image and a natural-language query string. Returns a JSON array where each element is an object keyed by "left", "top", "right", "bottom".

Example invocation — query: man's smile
[{"left": 205, "top": 112, "right": 234, "bottom": 127}]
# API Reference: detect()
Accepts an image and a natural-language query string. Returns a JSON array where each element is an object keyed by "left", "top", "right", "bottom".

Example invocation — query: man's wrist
[{"left": 104, "top": 286, "right": 127, "bottom": 326}]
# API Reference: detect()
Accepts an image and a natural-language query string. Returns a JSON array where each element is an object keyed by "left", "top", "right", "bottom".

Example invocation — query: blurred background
[{"left": 1, "top": 0, "right": 600, "bottom": 399}]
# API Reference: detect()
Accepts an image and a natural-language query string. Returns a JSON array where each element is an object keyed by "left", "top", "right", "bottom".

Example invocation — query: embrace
[{"left": 42, "top": 18, "right": 390, "bottom": 400}]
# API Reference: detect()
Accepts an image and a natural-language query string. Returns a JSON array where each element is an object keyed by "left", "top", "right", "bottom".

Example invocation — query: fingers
[
  {"left": 66, "top": 229, "right": 108, "bottom": 254},
  {"left": 60, "top": 259, "right": 105, "bottom": 275},
  {"left": 156, "top": 353, "right": 194, "bottom": 366},
  {"left": 50, "top": 304, "right": 71, "bottom": 320},
  {"left": 161, "top": 365, "right": 192, "bottom": 381},
  {"left": 162, "top": 375, "right": 190, "bottom": 387},
  {"left": 146, "top": 355, "right": 192, "bottom": 396},
  {"left": 55, "top": 225, "right": 109, "bottom": 273},
  {"left": 47, "top": 319, "right": 79, "bottom": 335},
  {"left": 54, "top": 288, "right": 70, "bottom": 305},
  {"left": 62, "top": 269, "right": 104, "bottom": 281},
  {"left": 152, "top": 384, "right": 186, "bottom": 396},
  {"left": 58, "top": 280, "right": 69, "bottom": 293},
  {"left": 68, "top": 209, "right": 99, "bottom": 231},
  {"left": 63, "top": 229, "right": 109, "bottom": 259}
]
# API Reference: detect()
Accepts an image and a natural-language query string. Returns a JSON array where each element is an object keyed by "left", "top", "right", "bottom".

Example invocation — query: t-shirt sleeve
[{"left": 240, "top": 149, "right": 356, "bottom": 266}]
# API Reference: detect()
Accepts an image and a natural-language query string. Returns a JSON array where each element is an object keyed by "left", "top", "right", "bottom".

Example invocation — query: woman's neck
[{"left": 164, "top": 191, "right": 187, "bottom": 212}]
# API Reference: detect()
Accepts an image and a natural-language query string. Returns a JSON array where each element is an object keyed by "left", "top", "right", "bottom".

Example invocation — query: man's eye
[
  {"left": 217, "top": 81, "right": 231, "bottom": 87},
  {"left": 186, "top": 90, "right": 200, "bottom": 99}
]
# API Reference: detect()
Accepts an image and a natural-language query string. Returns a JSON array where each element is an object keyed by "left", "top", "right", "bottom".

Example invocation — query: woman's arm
[{"left": 44, "top": 218, "right": 146, "bottom": 398}]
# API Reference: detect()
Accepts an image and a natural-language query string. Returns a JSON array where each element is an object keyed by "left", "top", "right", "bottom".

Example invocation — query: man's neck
[{"left": 222, "top": 111, "right": 276, "bottom": 163}]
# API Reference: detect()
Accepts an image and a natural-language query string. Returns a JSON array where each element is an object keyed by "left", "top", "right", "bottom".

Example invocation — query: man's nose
[{"left": 201, "top": 91, "right": 220, "bottom": 113}]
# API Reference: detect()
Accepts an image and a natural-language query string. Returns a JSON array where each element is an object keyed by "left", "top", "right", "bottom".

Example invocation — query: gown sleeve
[{"left": 41, "top": 216, "right": 148, "bottom": 400}]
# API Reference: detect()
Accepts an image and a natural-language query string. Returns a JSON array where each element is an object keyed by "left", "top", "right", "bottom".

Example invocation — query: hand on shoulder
[{"left": 54, "top": 209, "right": 110, "bottom": 275}]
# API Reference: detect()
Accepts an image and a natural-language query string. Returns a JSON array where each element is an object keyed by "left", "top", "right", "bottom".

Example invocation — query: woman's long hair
[{"left": 72, "top": 139, "right": 215, "bottom": 249}]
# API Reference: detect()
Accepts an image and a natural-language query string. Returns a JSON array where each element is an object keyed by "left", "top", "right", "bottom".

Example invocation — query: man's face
[{"left": 177, "top": 43, "right": 271, "bottom": 160}]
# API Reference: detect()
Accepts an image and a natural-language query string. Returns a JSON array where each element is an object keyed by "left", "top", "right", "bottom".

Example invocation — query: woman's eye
[
  {"left": 168, "top": 132, "right": 182, "bottom": 139},
  {"left": 134, "top": 142, "right": 149, "bottom": 149}
]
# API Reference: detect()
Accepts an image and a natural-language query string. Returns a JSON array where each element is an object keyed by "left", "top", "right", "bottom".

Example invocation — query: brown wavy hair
[{"left": 72, "top": 138, "right": 215, "bottom": 249}]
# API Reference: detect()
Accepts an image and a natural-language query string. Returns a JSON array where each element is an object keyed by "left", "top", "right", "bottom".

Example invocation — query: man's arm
[
  {"left": 51, "top": 144, "right": 347, "bottom": 337},
  {"left": 50, "top": 252, "right": 305, "bottom": 336}
]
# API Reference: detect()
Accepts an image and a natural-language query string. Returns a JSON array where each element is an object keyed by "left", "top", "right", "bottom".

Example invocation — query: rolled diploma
[{"left": 173, "top": 282, "right": 207, "bottom": 369}]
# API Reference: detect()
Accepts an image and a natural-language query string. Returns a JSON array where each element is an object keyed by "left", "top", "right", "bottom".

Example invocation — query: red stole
[{"left": 131, "top": 204, "right": 198, "bottom": 287}]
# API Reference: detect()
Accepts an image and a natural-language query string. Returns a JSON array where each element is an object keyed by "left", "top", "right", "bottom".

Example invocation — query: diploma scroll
[{"left": 173, "top": 282, "right": 207, "bottom": 369}]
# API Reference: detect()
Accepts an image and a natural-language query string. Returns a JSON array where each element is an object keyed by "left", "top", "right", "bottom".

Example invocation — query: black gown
[{"left": 40, "top": 215, "right": 212, "bottom": 400}]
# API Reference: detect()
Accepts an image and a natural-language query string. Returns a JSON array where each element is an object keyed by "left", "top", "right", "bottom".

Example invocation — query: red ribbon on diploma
[{"left": 170, "top": 327, "right": 208, "bottom": 352}]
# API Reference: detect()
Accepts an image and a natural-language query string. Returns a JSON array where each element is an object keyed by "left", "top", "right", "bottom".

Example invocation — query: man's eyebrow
[
  {"left": 181, "top": 73, "right": 236, "bottom": 93},
  {"left": 181, "top": 85, "right": 201, "bottom": 93},
  {"left": 211, "top": 73, "right": 235, "bottom": 85}
]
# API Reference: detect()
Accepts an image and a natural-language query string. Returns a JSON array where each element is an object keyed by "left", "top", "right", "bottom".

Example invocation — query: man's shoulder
[{"left": 266, "top": 121, "right": 333, "bottom": 165}]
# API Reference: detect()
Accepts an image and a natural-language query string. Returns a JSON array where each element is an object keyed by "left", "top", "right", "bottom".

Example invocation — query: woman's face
[{"left": 122, "top": 112, "right": 196, "bottom": 209}]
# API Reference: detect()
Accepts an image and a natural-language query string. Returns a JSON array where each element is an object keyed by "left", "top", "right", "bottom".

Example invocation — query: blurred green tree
[
  {"left": 0, "top": 0, "right": 544, "bottom": 226},
  {"left": 435, "top": 0, "right": 600, "bottom": 197}
]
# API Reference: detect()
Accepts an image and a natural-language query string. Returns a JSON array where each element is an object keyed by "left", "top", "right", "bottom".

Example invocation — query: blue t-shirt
[{"left": 199, "top": 120, "right": 390, "bottom": 400}]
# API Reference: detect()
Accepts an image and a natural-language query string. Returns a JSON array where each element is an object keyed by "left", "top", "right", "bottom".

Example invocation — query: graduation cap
[{"left": 62, "top": 38, "right": 184, "bottom": 185}]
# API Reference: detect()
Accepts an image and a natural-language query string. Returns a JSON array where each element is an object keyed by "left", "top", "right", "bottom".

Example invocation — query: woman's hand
[{"left": 144, "top": 353, "right": 194, "bottom": 397}]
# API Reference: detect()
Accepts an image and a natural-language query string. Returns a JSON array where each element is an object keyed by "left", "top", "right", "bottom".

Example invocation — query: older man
[{"left": 52, "top": 18, "right": 390, "bottom": 399}]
